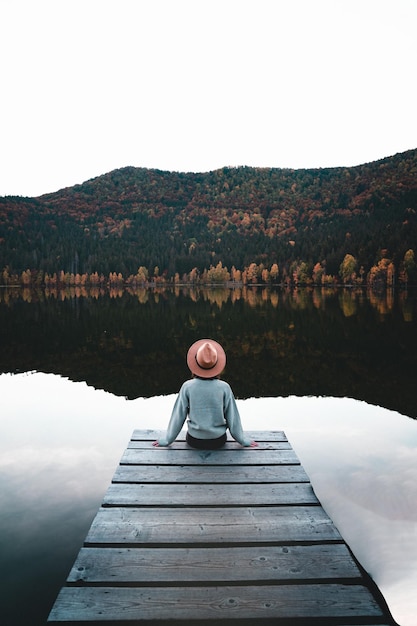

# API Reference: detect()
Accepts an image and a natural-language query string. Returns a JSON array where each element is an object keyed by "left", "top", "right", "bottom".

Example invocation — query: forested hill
[{"left": 1, "top": 148, "right": 417, "bottom": 286}]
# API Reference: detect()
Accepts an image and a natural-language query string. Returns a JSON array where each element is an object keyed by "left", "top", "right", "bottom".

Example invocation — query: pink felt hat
[{"left": 186, "top": 339, "right": 226, "bottom": 378}]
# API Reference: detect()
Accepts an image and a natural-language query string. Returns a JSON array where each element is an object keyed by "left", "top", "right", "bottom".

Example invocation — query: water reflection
[
  {"left": 0, "top": 286, "right": 416, "bottom": 418},
  {"left": 265, "top": 396, "right": 417, "bottom": 626},
  {"left": 1, "top": 283, "right": 416, "bottom": 317},
  {"left": 0, "top": 373, "right": 416, "bottom": 626},
  {"left": 1, "top": 286, "right": 416, "bottom": 624},
  {"left": 0, "top": 373, "right": 138, "bottom": 626}
]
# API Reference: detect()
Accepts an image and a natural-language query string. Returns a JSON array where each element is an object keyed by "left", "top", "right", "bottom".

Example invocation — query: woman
[{"left": 153, "top": 339, "right": 258, "bottom": 449}]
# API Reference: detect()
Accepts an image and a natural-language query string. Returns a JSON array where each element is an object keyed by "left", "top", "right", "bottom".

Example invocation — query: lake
[{"left": 0, "top": 286, "right": 416, "bottom": 625}]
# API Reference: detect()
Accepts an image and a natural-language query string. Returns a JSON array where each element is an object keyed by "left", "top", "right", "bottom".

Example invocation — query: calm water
[
  {"left": 1, "top": 285, "right": 416, "bottom": 415},
  {"left": 0, "top": 286, "right": 416, "bottom": 625}
]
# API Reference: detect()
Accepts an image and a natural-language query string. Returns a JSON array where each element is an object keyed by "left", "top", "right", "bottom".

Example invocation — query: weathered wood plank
[
  {"left": 120, "top": 448, "right": 300, "bottom": 465},
  {"left": 67, "top": 544, "right": 361, "bottom": 584},
  {"left": 48, "top": 584, "right": 385, "bottom": 622},
  {"left": 128, "top": 440, "right": 292, "bottom": 450},
  {"left": 85, "top": 506, "right": 342, "bottom": 546},
  {"left": 102, "top": 482, "right": 318, "bottom": 507},
  {"left": 48, "top": 431, "right": 395, "bottom": 625},
  {"left": 112, "top": 463, "right": 310, "bottom": 484},
  {"left": 131, "top": 429, "right": 288, "bottom": 442}
]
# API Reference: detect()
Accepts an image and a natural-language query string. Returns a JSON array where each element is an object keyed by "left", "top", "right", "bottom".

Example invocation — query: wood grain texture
[
  {"left": 120, "top": 448, "right": 300, "bottom": 465},
  {"left": 48, "top": 430, "right": 396, "bottom": 625},
  {"left": 49, "top": 584, "right": 385, "bottom": 621},
  {"left": 112, "top": 463, "right": 310, "bottom": 484},
  {"left": 84, "top": 505, "right": 342, "bottom": 546},
  {"left": 67, "top": 544, "right": 362, "bottom": 584},
  {"left": 102, "top": 482, "right": 319, "bottom": 507}
]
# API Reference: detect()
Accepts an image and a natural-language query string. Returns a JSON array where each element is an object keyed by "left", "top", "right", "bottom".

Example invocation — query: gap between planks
[{"left": 47, "top": 429, "right": 397, "bottom": 625}]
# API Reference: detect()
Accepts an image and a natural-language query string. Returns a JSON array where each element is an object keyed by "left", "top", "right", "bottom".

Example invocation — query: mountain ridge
[
  {"left": 33, "top": 147, "right": 417, "bottom": 198},
  {"left": 1, "top": 148, "right": 417, "bottom": 285}
]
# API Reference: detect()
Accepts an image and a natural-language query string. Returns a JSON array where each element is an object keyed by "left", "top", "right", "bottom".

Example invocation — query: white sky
[{"left": 1, "top": 0, "right": 416, "bottom": 197}]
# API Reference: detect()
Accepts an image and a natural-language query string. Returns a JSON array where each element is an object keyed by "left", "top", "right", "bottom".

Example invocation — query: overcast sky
[{"left": 1, "top": 0, "right": 416, "bottom": 197}]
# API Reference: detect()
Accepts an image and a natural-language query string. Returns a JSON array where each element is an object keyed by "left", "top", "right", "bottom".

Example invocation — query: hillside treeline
[{"left": 1, "top": 148, "right": 417, "bottom": 287}]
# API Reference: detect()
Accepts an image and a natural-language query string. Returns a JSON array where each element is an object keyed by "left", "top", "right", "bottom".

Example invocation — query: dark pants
[{"left": 186, "top": 432, "right": 227, "bottom": 450}]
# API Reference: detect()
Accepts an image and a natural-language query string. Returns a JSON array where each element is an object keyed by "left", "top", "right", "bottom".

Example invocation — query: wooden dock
[{"left": 48, "top": 430, "right": 397, "bottom": 625}]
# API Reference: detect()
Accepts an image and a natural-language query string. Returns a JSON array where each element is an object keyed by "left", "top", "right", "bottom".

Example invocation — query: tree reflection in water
[{"left": 0, "top": 285, "right": 416, "bottom": 418}]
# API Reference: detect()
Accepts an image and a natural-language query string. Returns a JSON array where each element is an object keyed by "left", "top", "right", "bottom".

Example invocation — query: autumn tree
[
  {"left": 206, "top": 261, "right": 230, "bottom": 283},
  {"left": 291, "top": 260, "right": 310, "bottom": 285},
  {"left": 136, "top": 266, "right": 149, "bottom": 284},
  {"left": 230, "top": 266, "right": 242, "bottom": 283},
  {"left": 2, "top": 267, "right": 10, "bottom": 285},
  {"left": 188, "top": 267, "right": 199, "bottom": 283},
  {"left": 339, "top": 254, "right": 357, "bottom": 284},
  {"left": 261, "top": 267, "right": 270, "bottom": 283},
  {"left": 312, "top": 262, "right": 325, "bottom": 285},
  {"left": 245, "top": 262, "right": 260, "bottom": 284},
  {"left": 368, "top": 257, "right": 395, "bottom": 288},
  {"left": 400, "top": 249, "right": 416, "bottom": 286},
  {"left": 21, "top": 269, "right": 32, "bottom": 286},
  {"left": 270, "top": 263, "right": 279, "bottom": 282}
]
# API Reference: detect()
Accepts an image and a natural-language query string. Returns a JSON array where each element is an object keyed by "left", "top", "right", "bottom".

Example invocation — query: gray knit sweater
[{"left": 157, "top": 377, "right": 251, "bottom": 446}]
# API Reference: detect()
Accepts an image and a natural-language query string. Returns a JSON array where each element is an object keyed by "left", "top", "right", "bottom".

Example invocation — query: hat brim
[{"left": 187, "top": 339, "right": 226, "bottom": 378}]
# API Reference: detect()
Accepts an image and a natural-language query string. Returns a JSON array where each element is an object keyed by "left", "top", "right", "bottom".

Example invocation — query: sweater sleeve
[
  {"left": 158, "top": 384, "right": 189, "bottom": 446},
  {"left": 224, "top": 385, "right": 251, "bottom": 446}
]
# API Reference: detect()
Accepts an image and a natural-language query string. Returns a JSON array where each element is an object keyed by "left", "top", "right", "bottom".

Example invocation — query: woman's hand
[
  {"left": 152, "top": 441, "right": 160, "bottom": 447},
  {"left": 249, "top": 440, "right": 259, "bottom": 447}
]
